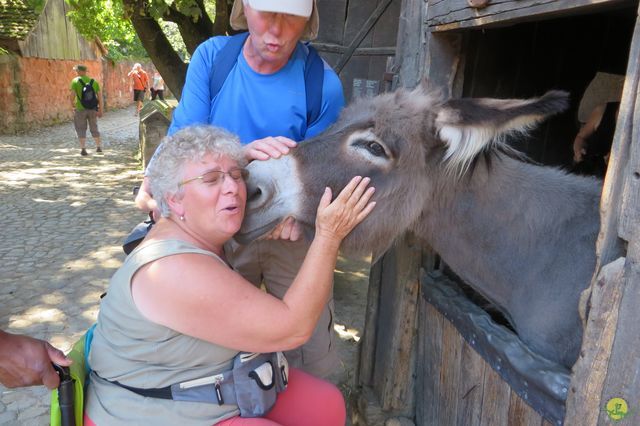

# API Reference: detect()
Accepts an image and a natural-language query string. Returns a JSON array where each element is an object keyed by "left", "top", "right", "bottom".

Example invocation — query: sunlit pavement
[{"left": 0, "top": 106, "right": 144, "bottom": 424}]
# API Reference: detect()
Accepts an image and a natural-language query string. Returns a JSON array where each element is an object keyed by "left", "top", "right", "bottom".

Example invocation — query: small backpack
[{"left": 77, "top": 78, "right": 99, "bottom": 110}]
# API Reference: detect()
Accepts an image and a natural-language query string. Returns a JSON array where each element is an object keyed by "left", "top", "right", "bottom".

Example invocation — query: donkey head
[{"left": 236, "top": 86, "right": 569, "bottom": 257}]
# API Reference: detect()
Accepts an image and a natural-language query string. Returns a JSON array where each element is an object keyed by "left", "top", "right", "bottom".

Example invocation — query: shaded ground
[{"left": 0, "top": 107, "right": 370, "bottom": 425}]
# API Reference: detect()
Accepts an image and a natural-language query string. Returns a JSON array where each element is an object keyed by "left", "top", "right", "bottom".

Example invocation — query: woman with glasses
[{"left": 85, "top": 125, "right": 375, "bottom": 425}]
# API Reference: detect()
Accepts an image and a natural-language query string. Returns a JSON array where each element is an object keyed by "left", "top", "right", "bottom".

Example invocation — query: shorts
[
  {"left": 74, "top": 109, "right": 100, "bottom": 138},
  {"left": 224, "top": 238, "right": 338, "bottom": 378},
  {"left": 133, "top": 89, "right": 145, "bottom": 102}
]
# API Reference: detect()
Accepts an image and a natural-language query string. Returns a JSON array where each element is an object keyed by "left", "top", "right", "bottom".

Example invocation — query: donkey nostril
[{"left": 247, "top": 187, "right": 262, "bottom": 203}]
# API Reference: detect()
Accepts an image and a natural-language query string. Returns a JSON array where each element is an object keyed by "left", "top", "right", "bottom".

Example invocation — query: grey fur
[{"left": 238, "top": 87, "right": 599, "bottom": 367}]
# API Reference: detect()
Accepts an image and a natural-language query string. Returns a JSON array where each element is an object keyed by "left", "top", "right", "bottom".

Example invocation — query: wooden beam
[
  {"left": 334, "top": 0, "right": 396, "bottom": 73},
  {"left": 564, "top": 258, "right": 626, "bottom": 425},
  {"left": 426, "top": 0, "right": 630, "bottom": 32},
  {"left": 312, "top": 43, "right": 396, "bottom": 56}
]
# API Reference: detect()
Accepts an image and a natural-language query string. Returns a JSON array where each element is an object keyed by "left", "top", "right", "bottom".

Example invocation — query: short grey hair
[{"left": 147, "top": 125, "right": 246, "bottom": 217}]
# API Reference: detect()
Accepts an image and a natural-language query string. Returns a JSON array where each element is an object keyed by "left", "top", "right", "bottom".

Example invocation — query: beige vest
[{"left": 86, "top": 239, "right": 240, "bottom": 425}]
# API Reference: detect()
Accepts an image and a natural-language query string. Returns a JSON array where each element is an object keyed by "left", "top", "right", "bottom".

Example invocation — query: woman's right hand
[{"left": 315, "top": 176, "right": 376, "bottom": 242}]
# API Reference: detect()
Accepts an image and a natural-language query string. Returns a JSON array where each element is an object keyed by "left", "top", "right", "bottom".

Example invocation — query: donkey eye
[{"left": 366, "top": 141, "right": 386, "bottom": 157}]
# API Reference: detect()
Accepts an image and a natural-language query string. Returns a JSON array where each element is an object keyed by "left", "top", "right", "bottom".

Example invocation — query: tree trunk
[{"left": 129, "top": 13, "right": 187, "bottom": 99}]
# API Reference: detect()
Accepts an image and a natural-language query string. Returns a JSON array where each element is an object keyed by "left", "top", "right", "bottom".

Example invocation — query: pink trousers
[{"left": 84, "top": 368, "right": 346, "bottom": 426}]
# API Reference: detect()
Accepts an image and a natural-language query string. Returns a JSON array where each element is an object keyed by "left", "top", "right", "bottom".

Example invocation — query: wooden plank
[
  {"left": 598, "top": 238, "right": 640, "bottom": 424},
  {"left": 456, "top": 339, "right": 486, "bottom": 426},
  {"left": 479, "top": 363, "right": 511, "bottom": 426},
  {"left": 394, "top": 0, "right": 425, "bottom": 88},
  {"left": 422, "top": 32, "right": 463, "bottom": 98},
  {"left": 317, "top": 0, "right": 347, "bottom": 45},
  {"left": 508, "top": 388, "right": 544, "bottom": 426},
  {"left": 565, "top": 258, "right": 626, "bottom": 425},
  {"left": 426, "top": 0, "right": 627, "bottom": 32},
  {"left": 417, "top": 300, "right": 444, "bottom": 425},
  {"left": 335, "top": 0, "right": 396, "bottom": 73},
  {"left": 373, "top": 233, "right": 421, "bottom": 412},
  {"left": 439, "top": 318, "right": 463, "bottom": 424},
  {"left": 594, "top": 5, "right": 640, "bottom": 266},
  {"left": 618, "top": 85, "right": 640, "bottom": 241},
  {"left": 357, "top": 253, "right": 383, "bottom": 387},
  {"left": 313, "top": 43, "right": 396, "bottom": 56}
]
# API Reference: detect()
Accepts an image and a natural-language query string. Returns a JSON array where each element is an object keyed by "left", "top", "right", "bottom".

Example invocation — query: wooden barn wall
[
  {"left": 417, "top": 300, "right": 550, "bottom": 426},
  {"left": 315, "top": 0, "right": 402, "bottom": 101},
  {"left": 18, "top": 0, "right": 97, "bottom": 60},
  {"left": 350, "top": 1, "right": 640, "bottom": 425},
  {"left": 458, "top": 8, "right": 635, "bottom": 167}
]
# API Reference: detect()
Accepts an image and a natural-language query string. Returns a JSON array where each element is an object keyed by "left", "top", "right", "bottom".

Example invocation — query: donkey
[{"left": 236, "top": 87, "right": 601, "bottom": 368}]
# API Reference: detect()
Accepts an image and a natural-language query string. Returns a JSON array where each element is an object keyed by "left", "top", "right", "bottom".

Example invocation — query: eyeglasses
[{"left": 179, "top": 168, "right": 249, "bottom": 187}]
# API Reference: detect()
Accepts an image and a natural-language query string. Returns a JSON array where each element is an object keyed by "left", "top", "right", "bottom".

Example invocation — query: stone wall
[{"left": 0, "top": 55, "right": 155, "bottom": 133}]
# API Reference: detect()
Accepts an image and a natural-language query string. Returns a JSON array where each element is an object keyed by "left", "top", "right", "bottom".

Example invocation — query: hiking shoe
[
  {"left": 96, "top": 147, "right": 103, "bottom": 153},
  {"left": 81, "top": 149, "right": 88, "bottom": 156}
]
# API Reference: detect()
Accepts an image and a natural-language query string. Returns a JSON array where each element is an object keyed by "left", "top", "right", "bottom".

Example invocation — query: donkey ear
[{"left": 435, "top": 90, "right": 569, "bottom": 173}]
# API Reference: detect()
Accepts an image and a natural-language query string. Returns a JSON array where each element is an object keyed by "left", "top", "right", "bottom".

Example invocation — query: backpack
[
  {"left": 209, "top": 32, "right": 324, "bottom": 129},
  {"left": 77, "top": 78, "right": 99, "bottom": 110}
]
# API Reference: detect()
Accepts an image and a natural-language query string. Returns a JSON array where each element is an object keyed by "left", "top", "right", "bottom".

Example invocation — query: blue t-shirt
[{"left": 168, "top": 36, "right": 345, "bottom": 143}]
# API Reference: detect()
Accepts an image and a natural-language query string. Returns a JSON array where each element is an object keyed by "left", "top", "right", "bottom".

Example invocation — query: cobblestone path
[{"left": 0, "top": 106, "right": 145, "bottom": 424}]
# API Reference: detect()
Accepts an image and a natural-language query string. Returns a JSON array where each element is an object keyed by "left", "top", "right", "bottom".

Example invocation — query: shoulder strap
[
  {"left": 303, "top": 43, "right": 324, "bottom": 126},
  {"left": 88, "top": 79, "right": 95, "bottom": 88},
  {"left": 210, "top": 33, "right": 250, "bottom": 99}
]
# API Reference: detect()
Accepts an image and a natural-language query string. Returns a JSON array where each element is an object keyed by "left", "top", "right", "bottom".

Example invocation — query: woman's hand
[
  {"left": 315, "top": 176, "right": 376, "bottom": 242},
  {"left": 243, "top": 137, "right": 297, "bottom": 162}
]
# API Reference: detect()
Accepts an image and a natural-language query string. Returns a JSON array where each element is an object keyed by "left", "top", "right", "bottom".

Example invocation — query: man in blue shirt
[{"left": 136, "top": 0, "right": 345, "bottom": 377}]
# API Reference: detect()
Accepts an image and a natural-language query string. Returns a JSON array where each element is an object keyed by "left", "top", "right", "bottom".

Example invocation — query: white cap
[
  {"left": 247, "top": 0, "right": 312, "bottom": 17},
  {"left": 230, "top": 0, "right": 319, "bottom": 40}
]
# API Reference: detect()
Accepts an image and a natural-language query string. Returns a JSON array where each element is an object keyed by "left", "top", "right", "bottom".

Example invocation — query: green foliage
[
  {"left": 24, "top": 0, "right": 46, "bottom": 13},
  {"left": 160, "top": 19, "right": 190, "bottom": 61},
  {"left": 65, "top": 0, "right": 147, "bottom": 59},
  {"left": 64, "top": 0, "right": 212, "bottom": 60}
]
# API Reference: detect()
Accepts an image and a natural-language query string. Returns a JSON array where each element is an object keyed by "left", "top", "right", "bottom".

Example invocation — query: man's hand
[
  {"left": 0, "top": 331, "right": 72, "bottom": 389},
  {"left": 134, "top": 176, "right": 160, "bottom": 219},
  {"left": 264, "top": 216, "right": 303, "bottom": 241},
  {"left": 243, "top": 137, "right": 297, "bottom": 162}
]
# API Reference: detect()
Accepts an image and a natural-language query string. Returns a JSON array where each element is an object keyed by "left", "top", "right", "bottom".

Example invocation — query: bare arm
[
  {"left": 70, "top": 89, "right": 77, "bottom": 110},
  {"left": 0, "top": 330, "right": 71, "bottom": 389},
  {"left": 573, "top": 104, "right": 606, "bottom": 163},
  {"left": 132, "top": 177, "right": 376, "bottom": 353}
]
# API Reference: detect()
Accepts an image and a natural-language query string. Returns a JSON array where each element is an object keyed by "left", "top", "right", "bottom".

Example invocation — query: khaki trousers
[{"left": 225, "top": 238, "right": 338, "bottom": 378}]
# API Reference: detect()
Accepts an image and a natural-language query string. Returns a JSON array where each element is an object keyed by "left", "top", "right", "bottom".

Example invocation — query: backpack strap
[
  {"left": 209, "top": 32, "right": 250, "bottom": 99},
  {"left": 209, "top": 32, "right": 325, "bottom": 129},
  {"left": 303, "top": 44, "right": 324, "bottom": 126}
]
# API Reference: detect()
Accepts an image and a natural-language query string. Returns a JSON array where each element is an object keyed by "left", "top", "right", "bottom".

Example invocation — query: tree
[{"left": 66, "top": 0, "right": 236, "bottom": 98}]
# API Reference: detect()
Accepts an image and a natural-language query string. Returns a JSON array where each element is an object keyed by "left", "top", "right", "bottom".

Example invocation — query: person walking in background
[
  {"left": 135, "top": 0, "right": 346, "bottom": 378},
  {"left": 150, "top": 71, "right": 165, "bottom": 101},
  {"left": 70, "top": 64, "right": 103, "bottom": 156},
  {"left": 127, "top": 63, "right": 149, "bottom": 116}
]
